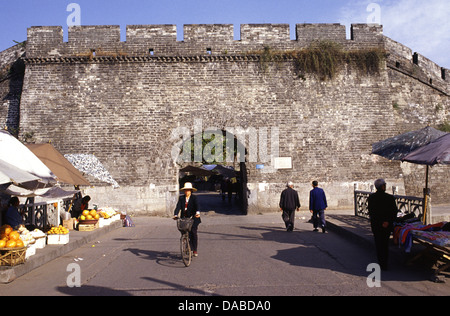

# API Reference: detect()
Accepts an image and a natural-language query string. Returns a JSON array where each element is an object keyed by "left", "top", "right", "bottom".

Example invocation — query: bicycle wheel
[{"left": 180, "top": 234, "right": 192, "bottom": 267}]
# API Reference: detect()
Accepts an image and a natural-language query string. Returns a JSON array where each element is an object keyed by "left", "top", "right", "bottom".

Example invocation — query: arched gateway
[{"left": 3, "top": 23, "right": 448, "bottom": 215}]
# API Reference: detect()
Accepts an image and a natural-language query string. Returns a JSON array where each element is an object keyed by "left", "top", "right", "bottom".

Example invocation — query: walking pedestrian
[
  {"left": 173, "top": 182, "right": 201, "bottom": 257},
  {"left": 279, "top": 182, "right": 301, "bottom": 232},
  {"left": 309, "top": 181, "right": 328, "bottom": 233},
  {"left": 367, "top": 179, "right": 398, "bottom": 271}
]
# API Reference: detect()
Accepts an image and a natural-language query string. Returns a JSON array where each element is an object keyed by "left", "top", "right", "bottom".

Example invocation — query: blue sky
[{"left": 1, "top": 0, "right": 449, "bottom": 68}]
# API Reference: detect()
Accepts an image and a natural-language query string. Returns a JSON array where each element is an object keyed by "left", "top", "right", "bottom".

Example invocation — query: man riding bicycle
[{"left": 173, "top": 182, "right": 201, "bottom": 257}]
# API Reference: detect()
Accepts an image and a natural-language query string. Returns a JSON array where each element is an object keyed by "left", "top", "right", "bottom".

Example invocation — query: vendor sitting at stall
[
  {"left": 71, "top": 195, "right": 91, "bottom": 219},
  {"left": 5, "top": 197, "right": 23, "bottom": 229}
]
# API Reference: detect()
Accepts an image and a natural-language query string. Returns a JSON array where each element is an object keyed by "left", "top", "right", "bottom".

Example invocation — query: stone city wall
[{"left": 1, "top": 23, "right": 448, "bottom": 214}]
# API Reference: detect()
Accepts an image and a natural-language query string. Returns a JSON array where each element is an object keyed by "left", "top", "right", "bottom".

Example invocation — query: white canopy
[
  {"left": 0, "top": 130, "right": 56, "bottom": 187},
  {"left": 3, "top": 184, "right": 79, "bottom": 199},
  {"left": 0, "top": 159, "right": 41, "bottom": 187}
]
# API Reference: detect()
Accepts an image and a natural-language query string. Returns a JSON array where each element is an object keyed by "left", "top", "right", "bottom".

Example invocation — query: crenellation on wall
[
  {"left": 126, "top": 24, "right": 178, "bottom": 55},
  {"left": 27, "top": 26, "right": 64, "bottom": 58},
  {"left": 384, "top": 36, "right": 412, "bottom": 61},
  {"left": 240, "top": 24, "right": 290, "bottom": 44},
  {"left": 26, "top": 23, "right": 387, "bottom": 58},
  {"left": 384, "top": 36, "right": 449, "bottom": 95},
  {"left": 414, "top": 52, "right": 445, "bottom": 80},
  {"left": 67, "top": 25, "right": 123, "bottom": 56},
  {"left": 350, "top": 24, "right": 383, "bottom": 43},
  {"left": 24, "top": 23, "right": 390, "bottom": 62},
  {"left": 295, "top": 23, "right": 346, "bottom": 45},
  {"left": 126, "top": 24, "right": 177, "bottom": 42},
  {"left": 184, "top": 24, "right": 234, "bottom": 43}
]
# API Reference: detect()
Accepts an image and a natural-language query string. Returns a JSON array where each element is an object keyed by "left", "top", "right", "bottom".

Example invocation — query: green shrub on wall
[{"left": 255, "top": 40, "right": 386, "bottom": 80}]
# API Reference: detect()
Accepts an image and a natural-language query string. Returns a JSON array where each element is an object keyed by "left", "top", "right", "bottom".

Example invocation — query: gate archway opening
[{"left": 176, "top": 130, "right": 248, "bottom": 215}]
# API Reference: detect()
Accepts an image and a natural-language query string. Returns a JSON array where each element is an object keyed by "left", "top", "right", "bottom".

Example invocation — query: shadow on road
[
  {"left": 123, "top": 248, "right": 185, "bottom": 268},
  {"left": 240, "top": 224, "right": 436, "bottom": 283}
]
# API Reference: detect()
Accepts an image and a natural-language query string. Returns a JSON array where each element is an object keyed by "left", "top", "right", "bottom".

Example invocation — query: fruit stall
[{"left": 0, "top": 205, "right": 122, "bottom": 267}]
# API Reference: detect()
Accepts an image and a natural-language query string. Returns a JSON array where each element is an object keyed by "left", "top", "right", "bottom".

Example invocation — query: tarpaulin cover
[{"left": 64, "top": 154, "right": 119, "bottom": 188}]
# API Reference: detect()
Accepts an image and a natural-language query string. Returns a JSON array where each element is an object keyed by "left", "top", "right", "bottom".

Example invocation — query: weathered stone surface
[{"left": 1, "top": 23, "right": 448, "bottom": 214}]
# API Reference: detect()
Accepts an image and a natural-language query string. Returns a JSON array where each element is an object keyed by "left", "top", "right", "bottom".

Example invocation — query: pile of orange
[
  {"left": 79, "top": 209, "right": 100, "bottom": 221},
  {"left": 0, "top": 225, "right": 25, "bottom": 249}
]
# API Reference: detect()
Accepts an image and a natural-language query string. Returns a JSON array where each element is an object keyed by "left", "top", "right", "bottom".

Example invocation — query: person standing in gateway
[
  {"left": 309, "top": 181, "right": 328, "bottom": 233},
  {"left": 279, "top": 182, "right": 301, "bottom": 232}
]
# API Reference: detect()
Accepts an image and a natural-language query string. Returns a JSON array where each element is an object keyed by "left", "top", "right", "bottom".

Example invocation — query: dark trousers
[
  {"left": 189, "top": 225, "right": 199, "bottom": 252},
  {"left": 282, "top": 209, "right": 295, "bottom": 231},
  {"left": 373, "top": 229, "right": 391, "bottom": 270},
  {"left": 312, "top": 209, "right": 326, "bottom": 228}
]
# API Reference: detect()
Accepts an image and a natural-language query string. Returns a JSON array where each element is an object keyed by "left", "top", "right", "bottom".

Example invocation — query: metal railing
[
  {"left": 354, "top": 190, "right": 423, "bottom": 220},
  {"left": 19, "top": 197, "right": 74, "bottom": 229}
]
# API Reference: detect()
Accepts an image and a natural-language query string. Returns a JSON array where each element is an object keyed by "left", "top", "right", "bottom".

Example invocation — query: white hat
[{"left": 180, "top": 182, "right": 197, "bottom": 192}]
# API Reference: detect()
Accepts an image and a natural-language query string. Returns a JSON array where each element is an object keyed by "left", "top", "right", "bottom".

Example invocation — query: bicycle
[{"left": 176, "top": 218, "right": 194, "bottom": 267}]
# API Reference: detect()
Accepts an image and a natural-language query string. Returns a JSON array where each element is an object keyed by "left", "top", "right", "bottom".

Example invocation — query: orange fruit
[
  {"left": 86, "top": 215, "right": 93, "bottom": 220},
  {"left": 6, "top": 240, "right": 16, "bottom": 248},
  {"left": 15, "top": 240, "right": 24, "bottom": 248},
  {"left": 89, "top": 210, "right": 97, "bottom": 216},
  {"left": 8, "top": 231, "right": 20, "bottom": 241},
  {"left": 0, "top": 240, "right": 6, "bottom": 248},
  {"left": 82, "top": 210, "right": 90, "bottom": 216},
  {"left": 94, "top": 214, "right": 100, "bottom": 220},
  {"left": 1, "top": 227, "right": 13, "bottom": 236}
]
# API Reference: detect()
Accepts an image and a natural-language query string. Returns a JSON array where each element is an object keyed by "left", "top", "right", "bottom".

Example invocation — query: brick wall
[
  {"left": 6, "top": 23, "right": 450, "bottom": 214},
  {"left": 0, "top": 44, "right": 26, "bottom": 134}
]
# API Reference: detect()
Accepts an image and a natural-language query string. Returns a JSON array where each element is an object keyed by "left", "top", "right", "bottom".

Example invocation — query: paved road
[{"left": 1, "top": 212, "right": 448, "bottom": 297}]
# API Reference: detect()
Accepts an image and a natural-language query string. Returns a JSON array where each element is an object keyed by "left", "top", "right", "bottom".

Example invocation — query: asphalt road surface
[{"left": 1, "top": 212, "right": 448, "bottom": 297}]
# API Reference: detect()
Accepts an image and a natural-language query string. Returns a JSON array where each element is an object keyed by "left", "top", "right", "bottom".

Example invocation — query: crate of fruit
[
  {"left": 47, "top": 226, "right": 70, "bottom": 245},
  {"left": 0, "top": 247, "right": 27, "bottom": 266},
  {"left": 47, "top": 234, "right": 69, "bottom": 245}
]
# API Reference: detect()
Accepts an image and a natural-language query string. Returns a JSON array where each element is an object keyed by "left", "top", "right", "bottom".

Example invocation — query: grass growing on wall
[{"left": 255, "top": 40, "right": 386, "bottom": 80}]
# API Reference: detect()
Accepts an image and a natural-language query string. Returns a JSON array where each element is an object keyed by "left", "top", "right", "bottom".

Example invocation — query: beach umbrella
[
  {"left": 403, "top": 133, "right": 450, "bottom": 166},
  {"left": 372, "top": 126, "right": 446, "bottom": 161},
  {"left": 3, "top": 184, "right": 79, "bottom": 199},
  {"left": 0, "top": 130, "right": 56, "bottom": 187},
  {"left": 372, "top": 127, "right": 448, "bottom": 224},
  {"left": 0, "top": 159, "right": 41, "bottom": 188},
  {"left": 402, "top": 133, "right": 450, "bottom": 224},
  {"left": 26, "top": 143, "right": 90, "bottom": 186}
]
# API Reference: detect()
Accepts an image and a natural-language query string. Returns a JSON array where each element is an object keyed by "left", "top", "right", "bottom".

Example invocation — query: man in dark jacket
[
  {"left": 368, "top": 179, "right": 398, "bottom": 271},
  {"left": 309, "top": 181, "right": 328, "bottom": 233},
  {"left": 279, "top": 182, "right": 301, "bottom": 232}
]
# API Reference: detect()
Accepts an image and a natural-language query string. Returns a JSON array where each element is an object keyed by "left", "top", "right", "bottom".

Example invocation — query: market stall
[{"left": 394, "top": 218, "right": 449, "bottom": 282}]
